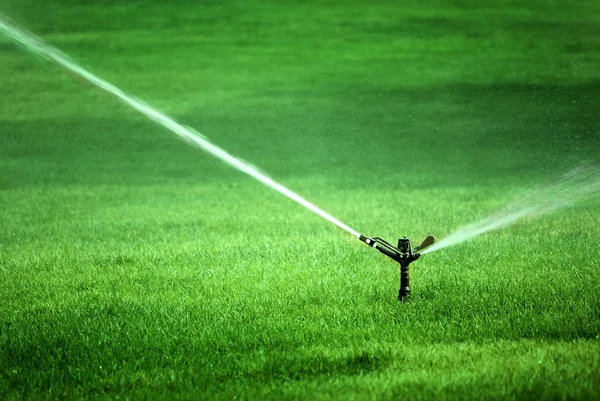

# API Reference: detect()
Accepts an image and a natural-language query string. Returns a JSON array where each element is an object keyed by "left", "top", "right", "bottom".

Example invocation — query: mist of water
[
  {"left": 422, "top": 167, "right": 600, "bottom": 254},
  {"left": 0, "top": 18, "right": 362, "bottom": 238}
]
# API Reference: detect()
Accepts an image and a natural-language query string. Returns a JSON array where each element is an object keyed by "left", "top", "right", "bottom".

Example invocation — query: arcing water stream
[
  {"left": 0, "top": 17, "right": 362, "bottom": 239},
  {"left": 422, "top": 167, "right": 600, "bottom": 254}
]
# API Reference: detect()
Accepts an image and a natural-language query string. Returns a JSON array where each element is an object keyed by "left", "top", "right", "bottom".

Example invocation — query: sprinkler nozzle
[{"left": 360, "top": 234, "right": 435, "bottom": 301}]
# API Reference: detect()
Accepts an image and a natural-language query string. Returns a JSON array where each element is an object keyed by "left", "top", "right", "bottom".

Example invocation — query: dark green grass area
[{"left": 1, "top": 0, "right": 600, "bottom": 399}]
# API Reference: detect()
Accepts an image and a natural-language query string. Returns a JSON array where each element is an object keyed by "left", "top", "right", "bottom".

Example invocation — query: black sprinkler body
[{"left": 359, "top": 234, "right": 435, "bottom": 301}]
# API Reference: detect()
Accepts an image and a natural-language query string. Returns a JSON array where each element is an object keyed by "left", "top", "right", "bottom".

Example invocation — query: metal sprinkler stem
[
  {"left": 359, "top": 234, "right": 434, "bottom": 301},
  {"left": 399, "top": 263, "right": 411, "bottom": 301},
  {"left": 396, "top": 237, "right": 419, "bottom": 301}
]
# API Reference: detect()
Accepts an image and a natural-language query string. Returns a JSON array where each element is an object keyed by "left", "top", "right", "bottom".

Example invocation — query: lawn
[{"left": 1, "top": 0, "right": 599, "bottom": 399}]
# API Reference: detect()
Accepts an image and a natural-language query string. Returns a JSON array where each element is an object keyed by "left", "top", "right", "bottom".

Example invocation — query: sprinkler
[{"left": 359, "top": 235, "right": 435, "bottom": 301}]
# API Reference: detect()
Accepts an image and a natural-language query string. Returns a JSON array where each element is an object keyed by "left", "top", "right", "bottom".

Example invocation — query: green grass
[{"left": 1, "top": 0, "right": 600, "bottom": 399}]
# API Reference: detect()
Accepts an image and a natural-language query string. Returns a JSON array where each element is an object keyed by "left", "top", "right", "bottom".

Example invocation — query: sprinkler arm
[
  {"left": 414, "top": 235, "right": 435, "bottom": 253},
  {"left": 359, "top": 235, "right": 435, "bottom": 263},
  {"left": 359, "top": 235, "right": 415, "bottom": 263}
]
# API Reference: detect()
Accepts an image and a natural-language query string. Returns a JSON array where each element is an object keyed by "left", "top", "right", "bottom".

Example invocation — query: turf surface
[{"left": 1, "top": 1, "right": 599, "bottom": 399}]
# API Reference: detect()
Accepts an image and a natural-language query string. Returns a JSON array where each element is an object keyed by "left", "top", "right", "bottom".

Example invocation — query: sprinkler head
[{"left": 359, "top": 234, "right": 435, "bottom": 301}]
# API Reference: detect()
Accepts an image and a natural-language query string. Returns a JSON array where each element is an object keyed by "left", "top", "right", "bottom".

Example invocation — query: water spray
[
  {"left": 0, "top": 17, "right": 437, "bottom": 300},
  {"left": 423, "top": 167, "right": 600, "bottom": 255}
]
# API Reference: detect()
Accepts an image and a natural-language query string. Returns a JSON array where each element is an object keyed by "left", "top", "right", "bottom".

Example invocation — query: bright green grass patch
[{"left": 1, "top": 184, "right": 599, "bottom": 399}]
